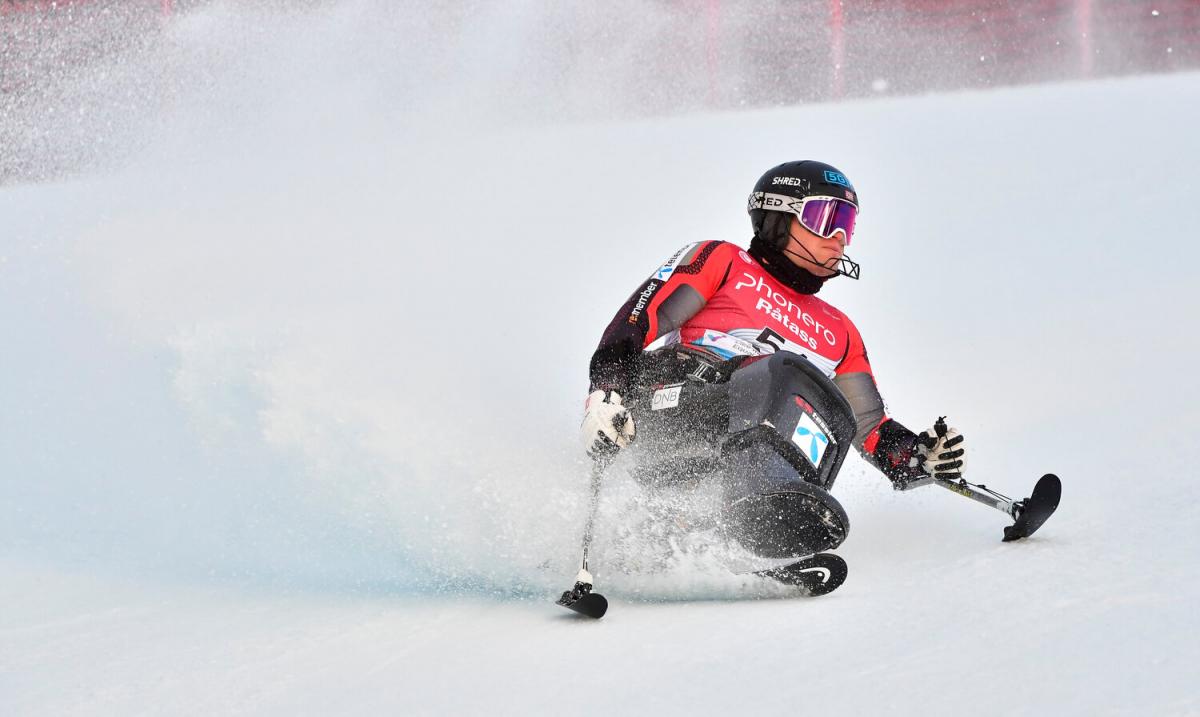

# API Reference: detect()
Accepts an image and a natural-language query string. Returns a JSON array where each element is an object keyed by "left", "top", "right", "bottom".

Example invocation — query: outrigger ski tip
[
  {"left": 557, "top": 579, "right": 608, "bottom": 619},
  {"left": 1003, "top": 473, "right": 1061, "bottom": 542},
  {"left": 935, "top": 472, "right": 1061, "bottom": 542}
]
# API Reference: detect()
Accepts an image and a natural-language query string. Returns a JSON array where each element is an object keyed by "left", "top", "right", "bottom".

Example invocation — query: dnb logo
[
  {"left": 823, "top": 170, "right": 853, "bottom": 190},
  {"left": 791, "top": 412, "right": 830, "bottom": 468}
]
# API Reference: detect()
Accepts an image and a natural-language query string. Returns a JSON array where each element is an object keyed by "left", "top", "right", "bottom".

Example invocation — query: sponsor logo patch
[
  {"left": 627, "top": 281, "right": 659, "bottom": 324},
  {"left": 651, "top": 383, "right": 684, "bottom": 411},
  {"left": 693, "top": 330, "right": 759, "bottom": 359},
  {"left": 792, "top": 412, "right": 830, "bottom": 468},
  {"left": 823, "top": 170, "right": 853, "bottom": 189},
  {"left": 652, "top": 242, "right": 698, "bottom": 283},
  {"left": 733, "top": 271, "right": 838, "bottom": 349},
  {"left": 772, "top": 176, "right": 811, "bottom": 189}
]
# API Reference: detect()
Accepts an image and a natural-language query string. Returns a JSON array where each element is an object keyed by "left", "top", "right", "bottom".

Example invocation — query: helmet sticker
[
  {"left": 823, "top": 170, "right": 853, "bottom": 189},
  {"left": 771, "top": 176, "right": 811, "bottom": 189}
]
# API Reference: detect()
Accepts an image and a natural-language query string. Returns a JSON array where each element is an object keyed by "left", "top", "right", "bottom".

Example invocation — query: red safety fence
[
  {"left": 2, "top": 0, "right": 1196, "bottom": 181},
  {"left": 678, "top": 0, "right": 1200, "bottom": 107},
  {"left": 842, "top": 0, "right": 1200, "bottom": 95},
  {"left": 0, "top": 0, "right": 173, "bottom": 95},
  {"left": 2, "top": 0, "right": 1195, "bottom": 104}
]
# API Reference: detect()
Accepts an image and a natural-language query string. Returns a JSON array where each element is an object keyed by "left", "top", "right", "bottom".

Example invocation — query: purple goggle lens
[{"left": 798, "top": 197, "right": 857, "bottom": 244}]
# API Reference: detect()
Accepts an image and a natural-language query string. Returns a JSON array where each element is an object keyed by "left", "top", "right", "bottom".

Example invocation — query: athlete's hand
[
  {"left": 581, "top": 390, "right": 635, "bottom": 458},
  {"left": 917, "top": 418, "right": 967, "bottom": 479}
]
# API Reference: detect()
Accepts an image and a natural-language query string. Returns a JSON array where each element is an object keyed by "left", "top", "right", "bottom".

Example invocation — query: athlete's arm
[
  {"left": 589, "top": 241, "right": 735, "bottom": 395},
  {"left": 834, "top": 319, "right": 928, "bottom": 488}
]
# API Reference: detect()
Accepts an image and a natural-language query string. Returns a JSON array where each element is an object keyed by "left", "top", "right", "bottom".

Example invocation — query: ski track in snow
[{"left": 2, "top": 4, "right": 1199, "bottom": 714}]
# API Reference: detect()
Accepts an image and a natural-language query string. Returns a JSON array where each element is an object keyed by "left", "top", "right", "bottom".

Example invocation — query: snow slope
[{"left": 3, "top": 4, "right": 1199, "bottom": 714}]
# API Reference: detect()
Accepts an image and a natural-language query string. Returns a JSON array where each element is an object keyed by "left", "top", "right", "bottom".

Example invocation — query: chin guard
[
  {"left": 780, "top": 245, "right": 860, "bottom": 281},
  {"left": 827, "top": 254, "right": 860, "bottom": 280}
]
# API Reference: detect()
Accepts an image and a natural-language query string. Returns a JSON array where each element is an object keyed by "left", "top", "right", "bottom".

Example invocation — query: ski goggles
[
  {"left": 794, "top": 196, "right": 858, "bottom": 244},
  {"left": 750, "top": 192, "right": 859, "bottom": 244}
]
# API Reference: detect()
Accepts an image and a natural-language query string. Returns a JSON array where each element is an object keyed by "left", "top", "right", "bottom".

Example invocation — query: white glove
[
  {"left": 917, "top": 418, "right": 967, "bottom": 479},
  {"left": 581, "top": 390, "right": 635, "bottom": 458}
]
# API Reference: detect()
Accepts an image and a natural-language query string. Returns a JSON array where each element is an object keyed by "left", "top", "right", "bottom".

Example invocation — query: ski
[
  {"left": 1003, "top": 473, "right": 1061, "bottom": 542},
  {"left": 754, "top": 552, "right": 848, "bottom": 596}
]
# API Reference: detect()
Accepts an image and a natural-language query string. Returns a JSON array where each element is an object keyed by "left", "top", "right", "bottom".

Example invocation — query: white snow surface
[{"left": 3, "top": 5, "right": 1200, "bottom": 715}]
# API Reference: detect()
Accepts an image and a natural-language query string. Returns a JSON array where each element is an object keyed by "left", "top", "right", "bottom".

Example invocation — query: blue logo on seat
[{"left": 791, "top": 413, "right": 830, "bottom": 467}]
